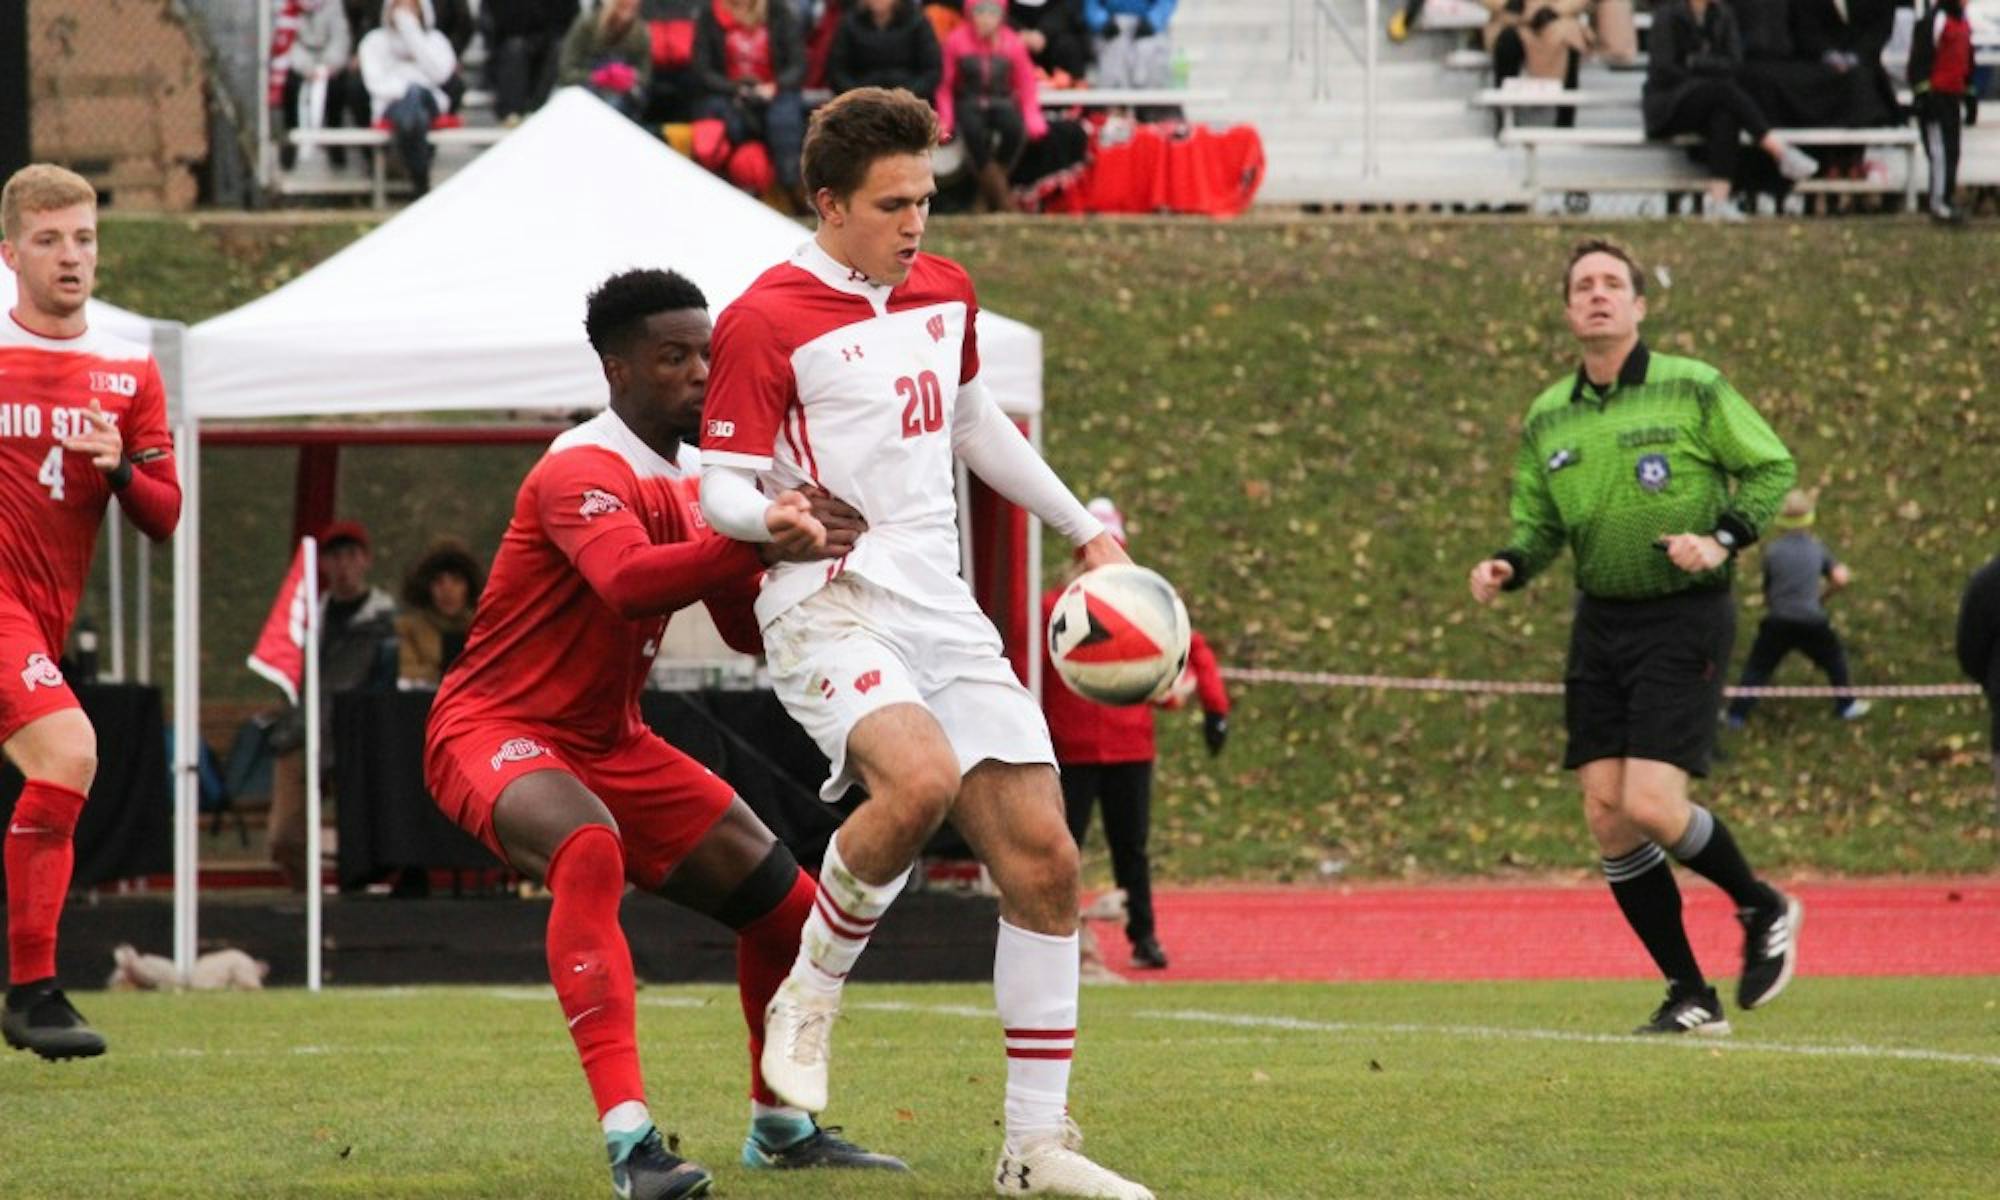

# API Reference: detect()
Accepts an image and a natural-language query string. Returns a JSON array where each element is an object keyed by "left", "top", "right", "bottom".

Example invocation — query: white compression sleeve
[
  {"left": 699, "top": 463, "right": 775, "bottom": 543},
  {"left": 952, "top": 380, "right": 1104, "bottom": 546}
]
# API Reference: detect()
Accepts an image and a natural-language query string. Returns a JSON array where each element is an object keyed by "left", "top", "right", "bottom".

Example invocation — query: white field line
[
  {"left": 21, "top": 991, "right": 1988, "bottom": 1070},
  {"left": 848, "top": 999, "right": 2000, "bottom": 1071}
]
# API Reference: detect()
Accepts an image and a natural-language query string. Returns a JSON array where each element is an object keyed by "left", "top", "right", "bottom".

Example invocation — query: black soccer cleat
[
  {"left": 1129, "top": 936, "right": 1169, "bottom": 970},
  {"left": 1737, "top": 893, "right": 1803, "bottom": 1011},
  {"left": 2, "top": 983, "right": 107, "bottom": 1061},
  {"left": 1633, "top": 985, "right": 1732, "bottom": 1036},
  {"left": 742, "top": 1122, "right": 909, "bottom": 1171},
  {"left": 609, "top": 1127, "right": 712, "bottom": 1200}
]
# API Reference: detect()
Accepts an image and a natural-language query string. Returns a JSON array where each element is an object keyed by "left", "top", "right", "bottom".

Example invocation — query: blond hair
[{"left": 1, "top": 164, "right": 97, "bottom": 243}]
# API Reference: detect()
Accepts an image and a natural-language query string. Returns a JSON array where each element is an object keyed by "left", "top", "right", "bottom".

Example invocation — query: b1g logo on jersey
[
  {"left": 89, "top": 370, "right": 138, "bottom": 397},
  {"left": 854, "top": 670, "right": 882, "bottom": 695},
  {"left": 1635, "top": 453, "right": 1671, "bottom": 493},
  {"left": 489, "top": 737, "right": 550, "bottom": 772},
  {"left": 705, "top": 419, "right": 735, "bottom": 439},
  {"left": 578, "top": 489, "right": 625, "bottom": 520},
  {"left": 19, "top": 653, "right": 63, "bottom": 692}
]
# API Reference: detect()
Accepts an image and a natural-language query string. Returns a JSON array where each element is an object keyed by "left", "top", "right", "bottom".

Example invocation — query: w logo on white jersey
[
  {"left": 926, "top": 314, "right": 946, "bottom": 343},
  {"left": 19, "top": 653, "right": 62, "bottom": 692}
]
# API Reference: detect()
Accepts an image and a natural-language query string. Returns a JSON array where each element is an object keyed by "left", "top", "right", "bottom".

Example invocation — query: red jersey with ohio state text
[
  {"left": 430, "top": 410, "right": 762, "bottom": 751},
  {"left": 0, "top": 315, "right": 172, "bottom": 646},
  {"left": 702, "top": 242, "right": 982, "bottom": 626}
]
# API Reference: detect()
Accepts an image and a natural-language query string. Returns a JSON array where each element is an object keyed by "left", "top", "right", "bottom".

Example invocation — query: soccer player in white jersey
[
  {"left": 699, "top": 88, "right": 1152, "bottom": 1199},
  {"left": 2, "top": 165, "right": 181, "bottom": 1062}
]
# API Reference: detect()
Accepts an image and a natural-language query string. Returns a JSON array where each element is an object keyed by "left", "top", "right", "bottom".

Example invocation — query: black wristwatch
[{"left": 1710, "top": 527, "right": 1739, "bottom": 558}]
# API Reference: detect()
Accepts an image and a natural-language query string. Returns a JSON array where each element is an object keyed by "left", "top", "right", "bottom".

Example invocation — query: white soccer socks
[
  {"left": 791, "top": 832, "right": 912, "bottom": 993},
  {"left": 994, "top": 919, "right": 1080, "bottom": 1145},
  {"left": 763, "top": 833, "right": 912, "bottom": 1112}
]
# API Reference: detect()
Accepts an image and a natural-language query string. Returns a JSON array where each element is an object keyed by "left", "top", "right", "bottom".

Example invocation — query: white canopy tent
[{"left": 172, "top": 89, "right": 1050, "bottom": 976}]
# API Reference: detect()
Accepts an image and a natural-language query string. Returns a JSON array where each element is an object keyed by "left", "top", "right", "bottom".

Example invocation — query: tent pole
[
  {"left": 136, "top": 536, "right": 151, "bottom": 685},
  {"left": 304, "top": 538, "right": 323, "bottom": 992},
  {"left": 106, "top": 514, "right": 124, "bottom": 681},
  {"left": 171, "top": 417, "right": 200, "bottom": 976},
  {"left": 1027, "top": 413, "right": 1044, "bottom": 702}
]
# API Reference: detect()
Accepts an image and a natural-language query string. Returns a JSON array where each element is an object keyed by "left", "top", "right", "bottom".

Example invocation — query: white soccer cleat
[
  {"left": 993, "top": 1120, "right": 1154, "bottom": 1199},
  {"left": 760, "top": 977, "right": 839, "bottom": 1114}
]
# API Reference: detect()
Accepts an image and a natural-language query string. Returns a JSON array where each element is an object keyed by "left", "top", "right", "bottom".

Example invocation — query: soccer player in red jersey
[
  {"left": 699, "top": 89, "right": 1152, "bottom": 1198},
  {"left": 423, "top": 269, "right": 900, "bottom": 1200},
  {"left": 1, "top": 165, "right": 181, "bottom": 1062}
]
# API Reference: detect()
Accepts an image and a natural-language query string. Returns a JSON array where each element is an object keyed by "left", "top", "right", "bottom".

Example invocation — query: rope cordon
[{"left": 1220, "top": 666, "right": 1981, "bottom": 700}]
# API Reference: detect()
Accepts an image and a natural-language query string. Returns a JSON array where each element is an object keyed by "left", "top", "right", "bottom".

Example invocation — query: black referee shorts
[{"left": 1563, "top": 589, "right": 1736, "bottom": 777}]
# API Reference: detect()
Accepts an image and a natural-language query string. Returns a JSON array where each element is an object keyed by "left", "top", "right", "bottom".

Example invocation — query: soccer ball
[{"left": 1047, "top": 564, "right": 1192, "bottom": 706}]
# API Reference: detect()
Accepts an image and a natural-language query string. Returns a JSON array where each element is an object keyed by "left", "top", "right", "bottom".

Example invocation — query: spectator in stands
[
  {"left": 1644, "top": 0, "right": 1820, "bottom": 218},
  {"left": 280, "top": 1, "right": 362, "bottom": 170},
  {"left": 1725, "top": 490, "right": 1869, "bottom": 728},
  {"left": 559, "top": 0, "right": 655, "bottom": 121},
  {"left": 693, "top": 0, "right": 809, "bottom": 205},
  {"left": 1957, "top": 550, "right": 2000, "bottom": 822},
  {"left": 643, "top": 0, "right": 709, "bottom": 123},
  {"left": 940, "top": 0, "right": 1048, "bottom": 211},
  {"left": 828, "top": 0, "right": 943, "bottom": 101},
  {"left": 267, "top": 521, "right": 399, "bottom": 890},
  {"left": 1483, "top": 0, "right": 1590, "bottom": 127},
  {"left": 1734, "top": 0, "right": 1896, "bottom": 181},
  {"left": 1909, "top": 0, "right": 1980, "bottom": 223},
  {"left": 394, "top": 538, "right": 483, "bottom": 690},
  {"left": 1086, "top": 0, "right": 1173, "bottom": 88},
  {"left": 1387, "top": 0, "right": 1428, "bottom": 43},
  {"left": 1043, "top": 498, "right": 1229, "bottom": 971},
  {"left": 358, "top": 0, "right": 462, "bottom": 197},
  {"left": 485, "top": 0, "right": 579, "bottom": 125},
  {"left": 1009, "top": 0, "right": 1094, "bottom": 86}
]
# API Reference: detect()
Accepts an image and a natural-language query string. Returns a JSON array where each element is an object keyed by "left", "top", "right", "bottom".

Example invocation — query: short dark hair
[
  {"left": 801, "top": 87, "right": 939, "bottom": 203},
  {"left": 584, "top": 268, "right": 707, "bottom": 358},
  {"left": 1564, "top": 238, "right": 1645, "bottom": 299}
]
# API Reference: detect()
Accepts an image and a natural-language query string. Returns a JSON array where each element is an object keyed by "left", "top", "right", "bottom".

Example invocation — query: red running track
[{"left": 1085, "top": 879, "right": 2000, "bottom": 983}]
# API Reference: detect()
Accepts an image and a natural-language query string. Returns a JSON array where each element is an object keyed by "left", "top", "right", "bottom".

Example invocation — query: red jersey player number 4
[{"left": 2, "top": 164, "right": 182, "bottom": 1064}]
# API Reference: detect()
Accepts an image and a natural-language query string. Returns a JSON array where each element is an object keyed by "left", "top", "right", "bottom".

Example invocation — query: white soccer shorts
[{"left": 762, "top": 574, "right": 1055, "bottom": 802}]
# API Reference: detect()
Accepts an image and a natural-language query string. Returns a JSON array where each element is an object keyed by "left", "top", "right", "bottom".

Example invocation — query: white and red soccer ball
[{"left": 1047, "top": 564, "right": 1192, "bottom": 706}]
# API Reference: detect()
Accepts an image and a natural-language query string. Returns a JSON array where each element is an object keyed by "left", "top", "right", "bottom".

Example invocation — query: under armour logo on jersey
[
  {"left": 578, "top": 489, "right": 625, "bottom": 519},
  {"left": 840, "top": 345, "right": 865, "bottom": 362},
  {"left": 489, "top": 737, "right": 549, "bottom": 772},
  {"left": 926, "top": 314, "right": 946, "bottom": 343},
  {"left": 846, "top": 267, "right": 870, "bottom": 283},
  {"left": 996, "top": 1161, "right": 1032, "bottom": 1190},
  {"left": 19, "top": 653, "right": 62, "bottom": 692},
  {"left": 854, "top": 670, "right": 882, "bottom": 694}
]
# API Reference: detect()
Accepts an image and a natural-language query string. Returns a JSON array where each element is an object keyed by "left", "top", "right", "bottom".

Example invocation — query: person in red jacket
[{"left": 1042, "top": 497, "right": 1226, "bottom": 970}]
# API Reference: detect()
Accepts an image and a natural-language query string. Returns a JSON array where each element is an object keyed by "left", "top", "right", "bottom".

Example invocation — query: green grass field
[{"left": 4, "top": 979, "right": 1996, "bottom": 1198}]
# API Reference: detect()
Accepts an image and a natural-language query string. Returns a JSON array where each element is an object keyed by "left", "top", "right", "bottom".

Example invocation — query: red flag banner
[{"left": 247, "top": 543, "right": 310, "bottom": 705}]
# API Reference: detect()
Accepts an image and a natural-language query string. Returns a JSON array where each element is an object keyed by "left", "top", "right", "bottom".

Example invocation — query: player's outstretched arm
[{"left": 951, "top": 378, "right": 1104, "bottom": 551}]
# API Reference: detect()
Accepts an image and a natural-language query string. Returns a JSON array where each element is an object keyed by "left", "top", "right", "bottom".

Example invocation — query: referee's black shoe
[
  {"left": 1633, "top": 985, "right": 1731, "bottom": 1036},
  {"left": 3, "top": 980, "right": 107, "bottom": 1061},
  {"left": 1737, "top": 893, "right": 1804, "bottom": 1010}
]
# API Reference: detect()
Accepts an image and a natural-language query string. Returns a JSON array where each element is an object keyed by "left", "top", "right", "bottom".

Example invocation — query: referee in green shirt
[{"left": 1469, "top": 239, "right": 1804, "bottom": 1037}]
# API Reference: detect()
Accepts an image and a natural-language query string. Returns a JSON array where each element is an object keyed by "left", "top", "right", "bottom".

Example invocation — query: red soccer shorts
[
  {"left": 424, "top": 715, "right": 735, "bottom": 889},
  {"left": 0, "top": 594, "right": 79, "bottom": 745}
]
